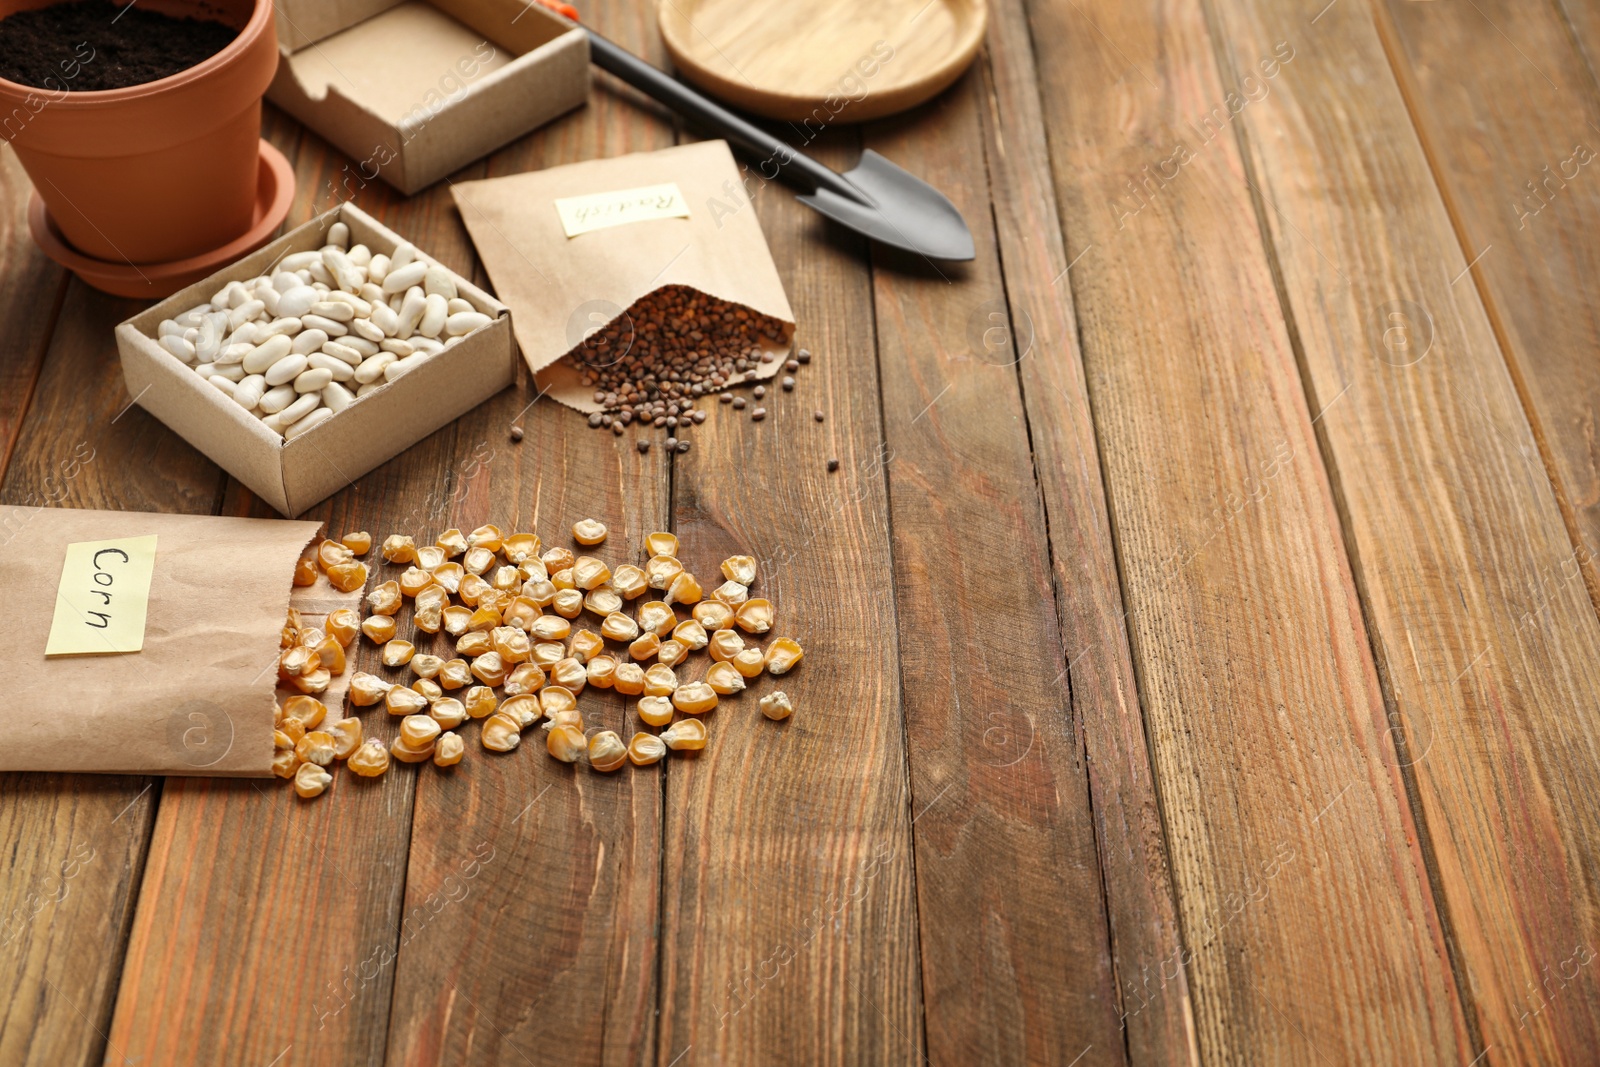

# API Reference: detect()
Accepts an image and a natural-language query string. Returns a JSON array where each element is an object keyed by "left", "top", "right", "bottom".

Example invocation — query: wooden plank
[
  {"left": 101, "top": 123, "right": 477, "bottom": 1064},
  {"left": 0, "top": 144, "right": 66, "bottom": 480},
  {"left": 381, "top": 3, "right": 673, "bottom": 1060},
  {"left": 979, "top": 0, "right": 1197, "bottom": 1060},
  {"left": 1379, "top": 0, "right": 1600, "bottom": 606},
  {"left": 1555, "top": 0, "right": 1600, "bottom": 89},
  {"left": 1208, "top": 0, "right": 1600, "bottom": 1059},
  {"left": 655, "top": 131, "right": 922, "bottom": 1065},
  {"left": 860, "top": 67, "right": 1127, "bottom": 1066},
  {"left": 1024, "top": 0, "right": 1472, "bottom": 1060}
]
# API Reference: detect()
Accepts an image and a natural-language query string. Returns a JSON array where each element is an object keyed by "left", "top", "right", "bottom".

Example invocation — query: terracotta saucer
[{"left": 28, "top": 138, "right": 296, "bottom": 300}]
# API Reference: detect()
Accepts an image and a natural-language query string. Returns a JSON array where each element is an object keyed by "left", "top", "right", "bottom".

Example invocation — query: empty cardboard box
[
  {"left": 115, "top": 204, "right": 517, "bottom": 517},
  {"left": 268, "top": 0, "right": 588, "bottom": 194}
]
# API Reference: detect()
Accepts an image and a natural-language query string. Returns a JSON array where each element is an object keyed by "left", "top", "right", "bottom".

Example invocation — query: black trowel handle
[{"left": 583, "top": 28, "right": 867, "bottom": 205}]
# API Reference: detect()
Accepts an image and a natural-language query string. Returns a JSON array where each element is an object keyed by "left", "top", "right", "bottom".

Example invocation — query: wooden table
[{"left": 3, "top": 0, "right": 1599, "bottom": 1063}]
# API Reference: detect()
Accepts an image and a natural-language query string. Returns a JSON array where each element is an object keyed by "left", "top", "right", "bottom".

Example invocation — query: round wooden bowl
[{"left": 657, "top": 0, "right": 986, "bottom": 123}]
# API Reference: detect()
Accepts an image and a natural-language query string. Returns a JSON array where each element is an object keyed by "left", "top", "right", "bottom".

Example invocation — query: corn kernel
[
  {"left": 584, "top": 587, "right": 623, "bottom": 617},
  {"left": 531, "top": 641, "right": 565, "bottom": 669},
  {"left": 399, "top": 712, "right": 441, "bottom": 749},
  {"left": 693, "top": 600, "right": 735, "bottom": 631},
  {"left": 342, "top": 531, "right": 373, "bottom": 554},
  {"left": 381, "top": 639, "right": 414, "bottom": 667},
  {"left": 736, "top": 598, "right": 774, "bottom": 634},
  {"left": 484, "top": 566, "right": 516, "bottom": 593},
  {"left": 612, "top": 564, "right": 648, "bottom": 599},
  {"left": 295, "top": 762, "right": 333, "bottom": 797},
  {"left": 708, "top": 628, "right": 744, "bottom": 663},
  {"left": 462, "top": 546, "right": 495, "bottom": 575},
  {"left": 645, "top": 554, "right": 683, "bottom": 590},
  {"left": 713, "top": 580, "right": 749, "bottom": 607},
  {"left": 519, "top": 583, "right": 556, "bottom": 612},
  {"left": 297, "top": 730, "right": 336, "bottom": 766},
  {"left": 482, "top": 712, "right": 523, "bottom": 752},
  {"left": 766, "top": 638, "right": 804, "bottom": 675},
  {"left": 433, "top": 731, "right": 465, "bottom": 766},
  {"left": 462, "top": 686, "right": 498, "bottom": 719},
  {"left": 601, "top": 612, "right": 640, "bottom": 642},
  {"left": 500, "top": 694, "right": 542, "bottom": 728},
  {"left": 489, "top": 626, "right": 530, "bottom": 664},
  {"left": 415, "top": 579, "right": 449, "bottom": 616},
  {"left": 573, "top": 555, "right": 611, "bottom": 590},
  {"left": 416, "top": 544, "right": 447, "bottom": 570},
  {"left": 657, "top": 639, "right": 688, "bottom": 668},
  {"left": 519, "top": 557, "right": 550, "bottom": 584},
  {"left": 326, "top": 560, "right": 369, "bottom": 593},
  {"left": 439, "top": 658, "right": 472, "bottom": 689},
  {"left": 283, "top": 695, "right": 327, "bottom": 730},
  {"left": 465, "top": 523, "right": 503, "bottom": 551},
  {"left": 317, "top": 636, "right": 347, "bottom": 676},
  {"left": 297, "top": 625, "right": 327, "bottom": 648},
  {"left": 412, "top": 678, "right": 443, "bottom": 701},
  {"left": 628, "top": 732, "right": 667, "bottom": 765},
  {"left": 551, "top": 657, "right": 587, "bottom": 693},
  {"left": 272, "top": 746, "right": 300, "bottom": 778},
  {"left": 281, "top": 616, "right": 299, "bottom": 650},
  {"left": 504, "top": 662, "right": 546, "bottom": 696},
  {"left": 363, "top": 617, "right": 396, "bottom": 645},
  {"left": 672, "top": 682, "right": 719, "bottom": 715},
  {"left": 431, "top": 561, "right": 465, "bottom": 594},
  {"left": 586, "top": 655, "right": 618, "bottom": 689},
  {"left": 733, "top": 647, "right": 766, "bottom": 678},
  {"left": 390, "top": 736, "right": 435, "bottom": 763},
  {"left": 552, "top": 588, "right": 584, "bottom": 618},
  {"left": 706, "top": 661, "right": 747, "bottom": 695},
  {"left": 386, "top": 686, "right": 428, "bottom": 716},
  {"left": 503, "top": 532, "right": 540, "bottom": 563},
  {"left": 644, "top": 663, "right": 677, "bottom": 696},
  {"left": 328, "top": 718, "right": 363, "bottom": 758},
  {"left": 551, "top": 568, "right": 576, "bottom": 592},
  {"left": 293, "top": 559, "right": 317, "bottom": 587},
  {"left": 539, "top": 685, "right": 578, "bottom": 717},
  {"left": 645, "top": 532, "right": 678, "bottom": 557},
  {"left": 634, "top": 600, "right": 673, "bottom": 637},
  {"left": 662, "top": 718, "right": 707, "bottom": 750},
  {"left": 318, "top": 539, "right": 354, "bottom": 570},
  {"left": 292, "top": 669, "right": 330, "bottom": 695},
  {"left": 327, "top": 608, "right": 360, "bottom": 646},
  {"left": 548, "top": 708, "right": 583, "bottom": 731},
  {"left": 573, "top": 519, "right": 608, "bottom": 546},
  {"left": 547, "top": 724, "right": 586, "bottom": 762},
  {"left": 280, "top": 644, "right": 321, "bottom": 678},
  {"left": 480, "top": 588, "right": 513, "bottom": 616},
  {"left": 471, "top": 651, "right": 508, "bottom": 686},
  {"left": 278, "top": 717, "right": 306, "bottom": 747},
  {"left": 614, "top": 661, "right": 646, "bottom": 695},
  {"left": 467, "top": 605, "right": 502, "bottom": 632},
  {"left": 459, "top": 573, "right": 491, "bottom": 606},
  {"left": 410, "top": 653, "right": 445, "bottom": 680},
  {"left": 348, "top": 739, "right": 391, "bottom": 777},
  {"left": 398, "top": 566, "right": 434, "bottom": 597},
  {"left": 588, "top": 730, "right": 626, "bottom": 771},
  {"left": 665, "top": 571, "right": 703, "bottom": 606},
  {"left": 349, "top": 672, "right": 393, "bottom": 706},
  {"left": 274, "top": 727, "right": 295, "bottom": 750},
  {"left": 563, "top": 629, "right": 598, "bottom": 662},
  {"left": 638, "top": 695, "right": 674, "bottom": 727},
  {"left": 436, "top": 528, "right": 468, "bottom": 557},
  {"left": 531, "top": 615, "right": 571, "bottom": 641},
  {"left": 442, "top": 605, "right": 473, "bottom": 636},
  {"left": 629, "top": 632, "right": 661, "bottom": 661},
  {"left": 431, "top": 698, "right": 468, "bottom": 730},
  {"left": 382, "top": 534, "right": 418, "bottom": 563},
  {"left": 541, "top": 546, "right": 576, "bottom": 574},
  {"left": 672, "top": 619, "right": 709, "bottom": 650},
  {"left": 721, "top": 555, "right": 757, "bottom": 585}
]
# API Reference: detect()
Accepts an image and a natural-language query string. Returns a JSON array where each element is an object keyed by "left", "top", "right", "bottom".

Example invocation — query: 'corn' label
[
  {"left": 45, "top": 535, "right": 158, "bottom": 656},
  {"left": 554, "top": 183, "right": 690, "bottom": 237}
]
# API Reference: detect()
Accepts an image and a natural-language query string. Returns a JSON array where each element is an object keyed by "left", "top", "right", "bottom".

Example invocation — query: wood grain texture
[
  {"left": 656, "top": 131, "right": 922, "bottom": 1066},
  {"left": 979, "top": 0, "right": 1198, "bottom": 1059},
  {"left": 383, "top": 3, "right": 672, "bottom": 1062},
  {"left": 1380, "top": 0, "right": 1600, "bottom": 608},
  {"left": 101, "top": 121, "right": 477, "bottom": 1066},
  {"left": 1025, "top": 0, "right": 1471, "bottom": 1061},
  {"left": 0, "top": 144, "right": 65, "bottom": 480},
  {"left": 1210, "top": 0, "right": 1600, "bottom": 1059},
  {"left": 862, "top": 68, "right": 1127, "bottom": 1065}
]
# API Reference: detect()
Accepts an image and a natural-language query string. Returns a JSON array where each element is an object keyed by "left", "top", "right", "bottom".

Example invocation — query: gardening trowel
[{"left": 554, "top": 13, "right": 976, "bottom": 262}]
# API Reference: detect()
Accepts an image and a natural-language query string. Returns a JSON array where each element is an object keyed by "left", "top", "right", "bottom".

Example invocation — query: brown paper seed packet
[
  {"left": 451, "top": 139, "right": 796, "bottom": 412},
  {"left": 0, "top": 506, "right": 359, "bottom": 777}
]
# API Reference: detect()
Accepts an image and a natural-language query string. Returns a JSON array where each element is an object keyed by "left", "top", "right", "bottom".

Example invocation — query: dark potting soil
[{"left": 0, "top": 1, "right": 238, "bottom": 92}]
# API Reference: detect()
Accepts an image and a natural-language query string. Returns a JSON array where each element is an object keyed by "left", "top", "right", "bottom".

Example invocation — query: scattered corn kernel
[
  {"left": 295, "top": 762, "right": 333, "bottom": 797},
  {"left": 657, "top": 639, "right": 688, "bottom": 668},
  {"left": 390, "top": 736, "right": 435, "bottom": 763},
  {"left": 547, "top": 724, "right": 586, "bottom": 762},
  {"left": 363, "top": 615, "right": 398, "bottom": 644},
  {"left": 348, "top": 739, "right": 391, "bottom": 777},
  {"left": 499, "top": 694, "right": 541, "bottom": 728},
  {"left": 462, "top": 546, "right": 496, "bottom": 575},
  {"left": 464, "top": 686, "right": 499, "bottom": 719},
  {"left": 629, "top": 632, "right": 662, "bottom": 661},
  {"left": 531, "top": 641, "right": 565, "bottom": 668},
  {"left": 552, "top": 657, "right": 587, "bottom": 693},
  {"left": 706, "top": 661, "right": 747, "bottom": 695},
  {"left": 296, "top": 730, "right": 336, "bottom": 766},
  {"left": 410, "top": 653, "right": 444, "bottom": 679},
  {"left": 293, "top": 559, "right": 317, "bottom": 586},
  {"left": 436, "top": 528, "right": 468, "bottom": 557},
  {"left": 637, "top": 600, "right": 676, "bottom": 637},
  {"left": 504, "top": 662, "right": 546, "bottom": 696},
  {"left": 381, "top": 639, "right": 414, "bottom": 667},
  {"left": 662, "top": 719, "right": 707, "bottom": 750},
  {"left": 328, "top": 718, "right": 363, "bottom": 758},
  {"left": 439, "top": 658, "right": 473, "bottom": 689},
  {"left": 708, "top": 629, "right": 744, "bottom": 662},
  {"left": 766, "top": 638, "right": 804, "bottom": 675},
  {"left": 573, "top": 519, "right": 608, "bottom": 546},
  {"left": 733, "top": 647, "right": 766, "bottom": 678},
  {"left": 468, "top": 524, "right": 504, "bottom": 551},
  {"left": 341, "top": 531, "right": 373, "bottom": 554},
  {"left": 721, "top": 555, "right": 757, "bottom": 585},
  {"left": 502, "top": 532, "right": 539, "bottom": 563},
  {"left": 443, "top": 605, "right": 474, "bottom": 636},
  {"left": 272, "top": 746, "right": 301, "bottom": 778},
  {"left": 572, "top": 556, "right": 611, "bottom": 590},
  {"left": 586, "top": 655, "right": 618, "bottom": 689},
  {"left": 459, "top": 573, "right": 491, "bottom": 606},
  {"left": 327, "top": 609, "right": 360, "bottom": 646},
  {"left": 531, "top": 615, "right": 571, "bottom": 641},
  {"left": 646, "top": 555, "right": 684, "bottom": 590},
  {"left": 693, "top": 600, "right": 735, "bottom": 631},
  {"left": 399, "top": 566, "right": 434, "bottom": 597},
  {"left": 277, "top": 718, "right": 306, "bottom": 747},
  {"left": 318, "top": 539, "right": 354, "bottom": 570},
  {"left": 612, "top": 564, "right": 648, "bottom": 599},
  {"left": 415, "top": 544, "right": 447, "bottom": 570},
  {"left": 386, "top": 686, "right": 429, "bottom": 716},
  {"left": 431, "top": 562, "right": 465, "bottom": 594},
  {"left": 713, "top": 580, "right": 749, "bottom": 607},
  {"left": 588, "top": 730, "right": 626, "bottom": 770},
  {"left": 471, "top": 651, "right": 508, "bottom": 686},
  {"left": 736, "top": 598, "right": 774, "bottom": 634},
  {"left": 412, "top": 678, "right": 443, "bottom": 701},
  {"left": 430, "top": 698, "right": 467, "bottom": 730},
  {"left": 552, "top": 588, "right": 584, "bottom": 618},
  {"left": 644, "top": 663, "right": 677, "bottom": 696},
  {"left": 482, "top": 712, "right": 523, "bottom": 751},
  {"left": 584, "top": 587, "right": 623, "bottom": 616},
  {"left": 541, "top": 545, "right": 576, "bottom": 574},
  {"left": 638, "top": 696, "right": 674, "bottom": 727},
  {"left": 283, "top": 695, "right": 327, "bottom": 730},
  {"left": 434, "top": 731, "right": 465, "bottom": 766},
  {"left": 673, "top": 619, "right": 708, "bottom": 650},
  {"left": 628, "top": 732, "right": 667, "bottom": 765},
  {"left": 326, "top": 560, "right": 369, "bottom": 593},
  {"left": 665, "top": 571, "right": 702, "bottom": 606},
  {"left": 601, "top": 611, "right": 641, "bottom": 642},
  {"left": 614, "top": 661, "right": 646, "bottom": 695},
  {"left": 645, "top": 532, "right": 678, "bottom": 557},
  {"left": 382, "top": 534, "right": 418, "bottom": 563},
  {"left": 539, "top": 685, "right": 578, "bottom": 717},
  {"left": 672, "top": 682, "right": 718, "bottom": 715}
]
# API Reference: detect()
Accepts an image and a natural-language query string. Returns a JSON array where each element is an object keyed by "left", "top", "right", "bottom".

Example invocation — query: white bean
[
  {"left": 208, "top": 376, "right": 237, "bottom": 399},
  {"left": 175, "top": 305, "right": 210, "bottom": 328},
  {"left": 324, "top": 290, "right": 372, "bottom": 317},
  {"left": 366, "top": 253, "right": 390, "bottom": 285},
  {"left": 396, "top": 287, "right": 427, "bottom": 339},
  {"left": 292, "top": 329, "right": 330, "bottom": 356},
  {"left": 306, "top": 260, "right": 335, "bottom": 287},
  {"left": 280, "top": 250, "right": 320, "bottom": 272},
  {"left": 217, "top": 342, "right": 254, "bottom": 367},
  {"left": 322, "top": 248, "right": 363, "bottom": 293},
  {"left": 294, "top": 367, "right": 334, "bottom": 393},
  {"left": 354, "top": 353, "right": 396, "bottom": 384},
  {"left": 265, "top": 352, "right": 309, "bottom": 387},
  {"left": 285, "top": 405, "right": 334, "bottom": 440},
  {"left": 327, "top": 221, "right": 350, "bottom": 249},
  {"left": 445, "top": 311, "right": 492, "bottom": 337},
  {"left": 259, "top": 384, "right": 296, "bottom": 413},
  {"left": 308, "top": 353, "right": 355, "bottom": 381},
  {"left": 227, "top": 299, "right": 264, "bottom": 330},
  {"left": 360, "top": 283, "right": 386, "bottom": 306},
  {"left": 211, "top": 362, "right": 246, "bottom": 382},
  {"left": 381, "top": 261, "right": 427, "bottom": 295},
  {"left": 446, "top": 298, "right": 475, "bottom": 316},
  {"left": 256, "top": 285, "right": 280, "bottom": 317},
  {"left": 276, "top": 392, "right": 319, "bottom": 425},
  {"left": 322, "top": 341, "right": 364, "bottom": 366},
  {"left": 234, "top": 374, "right": 266, "bottom": 410},
  {"left": 195, "top": 312, "right": 230, "bottom": 361},
  {"left": 159, "top": 335, "right": 197, "bottom": 362},
  {"left": 347, "top": 243, "right": 371, "bottom": 267},
  {"left": 243, "top": 334, "right": 293, "bottom": 374},
  {"left": 322, "top": 382, "right": 356, "bottom": 413},
  {"left": 380, "top": 338, "right": 415, "bottom": 356},
  {"left": 271, "top": 271, "right": 301, "bottom": 293},
  {"left": 301, "top": 313, "right": 348, "bottom": 337},
  {"left": 340, "top": 337, "right": 379, "bottom": 358},
  {"left": 194, "top": 362, "right": 217, "bottom": 379},
  {"left": 423, "top": 266, "right": 457, "bottom": 300},
  {"left": 390, "top": 242, "right": 415, "bottom": 271},
  {"left": 357, "top": 381, "right": 386, "bottom": 397},
  {"left": 158, "top": 318, "right": 185, "bottom": 338},
  {"left": 351, "top": 317, "right": 384, "bottom": 343},
  {"left": 418, "top": 294, "right": 448, "bottom": 338},
  {"left": 276, "top": 285, "right": 319, "bottom": 319},
  {"left": 370, "top": 303, "right": 400, "bottom": 336},
  {"left": 258, "top": 317, "right": 302, "bottom": 339},
  {"left": 384, "top": 352, "right": 430, "bottom": 381},
  {"left": 309, "top": 300, "right": 354, "bottom": 322}
]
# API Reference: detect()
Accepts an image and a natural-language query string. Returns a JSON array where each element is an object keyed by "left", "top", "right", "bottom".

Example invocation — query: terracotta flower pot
[{"left": 0, "top": 0, "right": 279, "bottom": 265}]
